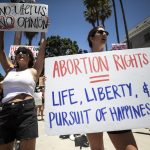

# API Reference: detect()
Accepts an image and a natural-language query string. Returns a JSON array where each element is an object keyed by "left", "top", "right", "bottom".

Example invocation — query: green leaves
[
  {"left": 45, "top": 35, "right": 79, "bottom": 57},
  {"left": 0, "top": 73, "right": 4, "bottom": 82},
  {"left": 83, "top": 0, "right": 112, "bottom": 27}
]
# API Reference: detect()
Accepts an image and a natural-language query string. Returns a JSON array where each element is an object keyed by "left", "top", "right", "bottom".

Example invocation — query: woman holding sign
[
  {"left": 0, "top": 31, "right": 46, "bottom": 150},
  {"left": 86, "top": 26, "right": 138, "bottom": 150}
]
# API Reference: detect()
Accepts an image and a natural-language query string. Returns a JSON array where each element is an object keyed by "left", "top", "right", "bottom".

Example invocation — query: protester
[
  {"left": 86, "top": 26, "right": 138, "bottom": 150},
  {"left": 0, "top": 31, "right": 46, "bottom": 150},
  {"left": 41, "top": 86, "right": 45, "bottom": 120},
  {"left": 34, "top": 86, "right": 44, "bottom": 120}
]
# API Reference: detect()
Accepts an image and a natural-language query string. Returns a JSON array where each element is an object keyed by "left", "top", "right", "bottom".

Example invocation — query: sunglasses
[
  {"left": 96, "top": 30, "right": 109, "bottom": 36},
  {"left": 15, "top": 50, "right": 28, "bottom": 56}
]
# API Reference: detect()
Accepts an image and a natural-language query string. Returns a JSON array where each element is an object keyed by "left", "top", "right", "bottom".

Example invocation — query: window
[{"left": 144, "top": 33, "right": 150, "bottom": 42}]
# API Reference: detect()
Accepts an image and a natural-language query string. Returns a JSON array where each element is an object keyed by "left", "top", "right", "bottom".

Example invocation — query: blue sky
[{"left": 0, "top": 0, "right": 150, "bottom": 75}]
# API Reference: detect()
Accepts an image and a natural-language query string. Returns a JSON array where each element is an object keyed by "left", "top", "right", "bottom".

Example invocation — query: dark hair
[
  {"left": 14, "top": 47, "right": 34, "bottom": 68},
  {"left": 87, "top": 25, "right": 104, "bottom": 48}
]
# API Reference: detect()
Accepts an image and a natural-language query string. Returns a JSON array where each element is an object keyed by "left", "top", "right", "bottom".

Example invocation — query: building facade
[{"left": 127, "top": 16, "right": 150, "bottom": 48}]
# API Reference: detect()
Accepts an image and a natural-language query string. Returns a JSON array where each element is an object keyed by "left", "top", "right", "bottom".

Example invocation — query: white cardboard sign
[
  {"left": 0, "top": 3, "right": 48, "bottom": 32},
  {"left": 45, "top": 47, "right": 150, "bottom": 135},
  {"left": 9, "top": 45, "right": 39, "bottom": 59},
  {"left": 112, "top": 43, "right": 127, "bottom": 50}
]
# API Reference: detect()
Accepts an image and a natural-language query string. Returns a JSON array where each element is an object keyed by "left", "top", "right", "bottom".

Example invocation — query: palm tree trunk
[
  {"left": 119, "top": 0, "right": 130, "bottom": 48},
  {"left": 112, "top": 0, "right": 120, "bottom": 43},
  {"left": 95, "top": 9, "right": 99, "bottom": 26}
]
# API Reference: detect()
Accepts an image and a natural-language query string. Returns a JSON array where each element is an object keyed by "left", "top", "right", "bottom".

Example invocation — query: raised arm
[
  {"left": 34, "top": 32, "right": 46, "bottom": 79},
  {"left": 0, "top": 31, "right": 13, "bottom": 73}
]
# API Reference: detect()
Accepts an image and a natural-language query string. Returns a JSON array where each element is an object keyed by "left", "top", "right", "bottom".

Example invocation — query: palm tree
[
  {"left": 83, "top": 0, "right": 112, "bottom": 50},
  {"left": 112, "top": 0, "right": 120, "bottom": 43},
  {"left": 84, "top": 8, "right": 97, "bottom": 28},
  {"left": 83, "top": 0, "right": 100, "bottom": 27},
  {"left": 119, "top": 0, "right": 130, "bottom": 48},
  {"left": 83, "top": 0, "right": 112, "bottom": 27},
  {"left": 98, "top": 0, "right": 112, "bottom": 28}
]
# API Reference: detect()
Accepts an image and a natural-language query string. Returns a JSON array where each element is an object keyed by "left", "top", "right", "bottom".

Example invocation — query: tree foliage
[
  {"left": 45, "top": 35, "right": 79, "bottom": 57},
  {"left": 83, "top": 0, "right": 112, "bottom": 27},
  {"left": 0, "top": 73, "right": 4, "bottom": 82}
]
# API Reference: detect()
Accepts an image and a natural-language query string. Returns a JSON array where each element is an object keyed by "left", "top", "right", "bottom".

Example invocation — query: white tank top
[{"left": 2, "top": 68, "right": 36, "bottom": 103}]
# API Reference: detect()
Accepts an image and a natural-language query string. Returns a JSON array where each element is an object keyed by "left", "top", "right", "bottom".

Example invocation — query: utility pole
[
  {"left": 119, "top": 0, "right": 130, "bottom": 48},
  {"left": 112, "top": 0, "right": 120, "bottom": 43}
]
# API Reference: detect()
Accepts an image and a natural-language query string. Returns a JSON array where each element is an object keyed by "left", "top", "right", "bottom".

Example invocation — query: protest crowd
[{"left": 0, "top": 1, "right": 150, "bottom": 150}]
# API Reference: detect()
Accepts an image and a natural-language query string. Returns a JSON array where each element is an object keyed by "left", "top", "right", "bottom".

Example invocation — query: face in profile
[
  {"left": 94, "top": 27, "right": 108, "bottom": 44},
  {"left": 89, "top": 26, "right": 109, "bottom": 52}
]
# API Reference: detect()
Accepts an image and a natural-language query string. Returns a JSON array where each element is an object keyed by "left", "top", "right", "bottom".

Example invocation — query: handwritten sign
[
  {"left": 45, "top": 47, "right": 150, "bottom": 135},
  {"left": 9, "top": 45, "right": 39, "bottom": 60},
  {"left": 0, "top": 3, "right": 48, "bottom": 32},
  {"left": 112, "top": 43, "right": 127, "bottom": 50}
]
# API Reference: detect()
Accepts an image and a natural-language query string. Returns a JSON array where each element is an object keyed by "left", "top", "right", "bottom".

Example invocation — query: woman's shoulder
[
  {"left": 6, "top": 66, "right": 15, "bottom": 74},
  {"left": 28, "top": 68, "right": 38, "bottom": 82},
  {"left": 28, "top": 68, "right": 37, "bottom": 74}
]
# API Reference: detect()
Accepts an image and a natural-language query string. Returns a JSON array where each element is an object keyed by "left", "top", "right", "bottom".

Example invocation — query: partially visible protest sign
[
  {"left": 44, "top": 47, "right": 150, "bottom": 136},
  {"left": 112, "top": 43, "right": 127, "bottom": 50},
  {"left": 9, "top": 45, "right": 39, "bottom": 60},
  {"left": 0, "top": 3, "right": 48, "bottom": 32}
]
